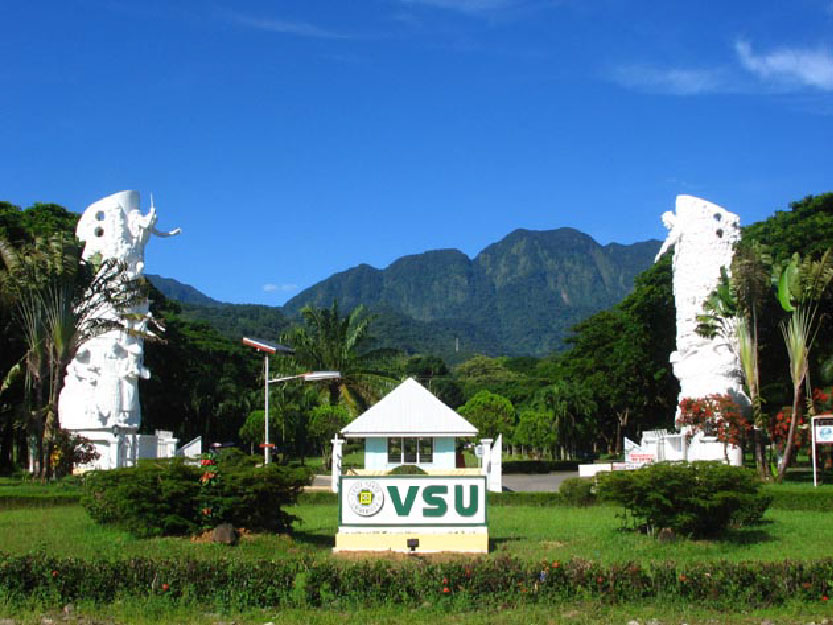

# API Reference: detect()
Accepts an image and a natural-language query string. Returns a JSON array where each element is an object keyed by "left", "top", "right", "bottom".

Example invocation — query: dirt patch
[
  {"left": 189, "top": 528, "right": 255, "bottom": 544},
  {"left": 540, "top": 540, "right": 566, "bottom": 548}
]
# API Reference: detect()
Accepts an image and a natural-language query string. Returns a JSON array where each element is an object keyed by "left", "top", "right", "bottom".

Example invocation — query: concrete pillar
[
  {"left": 331, "top": 435, "right": 344, "bottom": 493},
  {"left": 480, "top": 438, "right": 493, "bottom": 491},
  {"left": 490, "top": 434, "right": 503, "bottom": 492}
]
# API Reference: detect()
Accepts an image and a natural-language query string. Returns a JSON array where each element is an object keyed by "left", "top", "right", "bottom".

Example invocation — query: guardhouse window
[
  {"left": 387, "top": 437, "right": 434, "bottom": 465},
  {"left": 387, "top": 437, "right": 402, "bottom": 464}
]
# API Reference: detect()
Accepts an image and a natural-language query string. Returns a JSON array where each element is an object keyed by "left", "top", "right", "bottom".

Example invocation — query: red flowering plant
[
  {"left": 198, "top": 451, "right": 219, "bottom": 530},
  {"left": 769, "top": 407, "right": 808, "bottom": 455},
  {"left": 677, "top": 394, "right": 751, "bottom": 461},
  {"left": 812, "top": 386, "right": 833, "bottom": 414}
]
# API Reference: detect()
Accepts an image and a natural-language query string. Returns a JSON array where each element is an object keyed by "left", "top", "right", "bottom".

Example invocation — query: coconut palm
[{"left": 283, "top": 301, "right": 397, "bottom": 413}]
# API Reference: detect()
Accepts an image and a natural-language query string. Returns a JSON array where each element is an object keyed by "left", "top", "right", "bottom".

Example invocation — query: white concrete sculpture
[
  {"left": 58, "top": 190, "right": 180, "bottom": 469},
  {"left": 657, "top": 195, "right": 748, "bottom": 465}
]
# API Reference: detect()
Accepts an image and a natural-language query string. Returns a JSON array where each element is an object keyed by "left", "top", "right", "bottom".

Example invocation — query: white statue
[
  {"left": 657, "top": 195, "right": 748, "bottom": 465},
  {"left": 58, "top": 191, "right": 179, "bottom": 468}
]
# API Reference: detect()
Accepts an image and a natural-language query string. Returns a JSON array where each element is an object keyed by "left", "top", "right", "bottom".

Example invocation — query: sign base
[{"left": 334, "top": 527, "right": 488, "bottom": 554}]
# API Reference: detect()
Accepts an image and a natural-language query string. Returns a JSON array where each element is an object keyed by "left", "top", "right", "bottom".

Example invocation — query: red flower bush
[
  {"left": 769, "top": 407, "right": 808, "bottom": 454},
  {"left": 678, "top": 394, "right": 750, "bottom": 448}
]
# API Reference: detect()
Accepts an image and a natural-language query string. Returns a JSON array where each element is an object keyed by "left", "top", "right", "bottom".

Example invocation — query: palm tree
[
  {"left": 283, "top": 301, "right": 397, "bottom": 412},
  {"left": 533, "top": 381, "right": 596, "bottom": 460}
]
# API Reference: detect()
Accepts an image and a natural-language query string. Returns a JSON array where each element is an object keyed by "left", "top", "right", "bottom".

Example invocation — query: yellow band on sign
[{"left": 334, "top": 529, "right": 488, "bottom": 554}]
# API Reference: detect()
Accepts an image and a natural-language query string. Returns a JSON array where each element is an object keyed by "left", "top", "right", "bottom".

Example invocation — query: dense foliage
[
  {"left": 81, "top": 458, "right": 310, "bottom": 537},
  {"left": 597, "top": 462, "right": 771, "bottom": 538},
  {"left": 3, "top": 552, "right": 833, "bottom": 608}
]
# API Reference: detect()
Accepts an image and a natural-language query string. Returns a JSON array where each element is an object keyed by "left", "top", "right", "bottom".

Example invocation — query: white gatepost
[
  {"left": 331, "top": 434, "right": 344, "bottom": 493},
  {"left": 480, "top": 438, "right": 493, "bottom": 491},
  {"left": 490, "top": 434, "right": 503, "bottom": 492}
]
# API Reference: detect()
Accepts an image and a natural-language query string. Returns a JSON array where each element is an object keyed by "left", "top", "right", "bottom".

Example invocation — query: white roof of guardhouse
[{"left": 341, "top": 377, "right": 478, "bottom": 438}]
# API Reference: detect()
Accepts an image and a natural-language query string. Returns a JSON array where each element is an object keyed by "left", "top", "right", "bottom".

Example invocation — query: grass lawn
[
  {"left": 3, "top": 599, "right": 833, "bottom": 625},
  {"left": 3, "top": 503, "right": 833, "bottom": 566}
]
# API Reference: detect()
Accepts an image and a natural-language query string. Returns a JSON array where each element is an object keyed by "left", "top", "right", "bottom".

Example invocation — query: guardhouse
[
  {"left": 340, "top": 378, "right": 478, "bottom": 474},
  {"left": 333, "top": 377, "right": 499, "bottom": 553}
]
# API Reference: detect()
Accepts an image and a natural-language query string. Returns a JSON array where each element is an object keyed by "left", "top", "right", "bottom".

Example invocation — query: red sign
[{"left": 259, "top": 443, "right": 276, "bottom": 448}]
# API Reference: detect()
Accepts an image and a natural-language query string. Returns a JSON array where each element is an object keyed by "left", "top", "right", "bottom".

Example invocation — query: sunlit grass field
[
  {"left": 3, "top": 503, "right": 833, "bottom": 566},
  {"left": 3, "top": 598, "right": 833, "bottom": 625}
]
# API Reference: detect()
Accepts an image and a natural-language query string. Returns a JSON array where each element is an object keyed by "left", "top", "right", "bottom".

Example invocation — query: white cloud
[
  {"left": 735, "top": 40, "right": 833, "bottom": 91},
  {"left": 222, "top": 10, "right": 345, "bottom": 39},
  {"left": 263, "top": 283, "right": 298, "bottom": 293},
  {"left": 610, "top": 65, "right": 724, "bottom": 95}
]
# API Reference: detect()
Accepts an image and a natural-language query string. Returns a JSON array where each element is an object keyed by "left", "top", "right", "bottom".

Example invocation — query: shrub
[
  {"left": 82, "top": 459, "right": 201, "bottom": 537},
  {"left": 81, "top": 458, "right": 311, "bottom": 538},
  {"left": 596, "top": 461, "right": 771, "bottom": 538},
  {"left": 207, "top": 463, "right": 311, "bottom": 533},
  {"left": 388, "top": 464, "right": 427, "bottom": 475},
  {"left": 558, "top": 477, "right": 596, "bottom": 506}
]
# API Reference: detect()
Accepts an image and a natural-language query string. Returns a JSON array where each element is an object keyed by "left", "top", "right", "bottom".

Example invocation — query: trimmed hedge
[
  {"left": 763, "top": 485, "right": 833, "bottom": 512},
  {"left": 502, "top": 460, "right": 579, "bottom": 474},
  {"left": 2, "top": 553, "right": 832, "bottom": 608}
]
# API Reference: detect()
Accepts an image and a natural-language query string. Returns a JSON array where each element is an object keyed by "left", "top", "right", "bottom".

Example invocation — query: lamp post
[
  {"left": 267, "top": 371, "right": 341, "bottom": 463},
  {"left": 242, "top": 337, "right": 340, "bottom": 465}
]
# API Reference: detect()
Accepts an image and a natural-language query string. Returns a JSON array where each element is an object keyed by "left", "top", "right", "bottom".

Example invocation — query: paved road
[{"left": 310, "top": 471, "right": 578, "bottom": 492}]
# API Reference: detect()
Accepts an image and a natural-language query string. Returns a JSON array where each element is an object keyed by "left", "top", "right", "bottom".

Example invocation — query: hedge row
[
  {"left": 762, "top": 486, "right": 833, "bottom": 512},
  {"left": 502, "top": 460, "right": 580, "bottom": 474},
  {"left": 2, "top": 554, "right": 832, "bottom": 608},
  {"left": 0, "top": 495, "right": 79, "bottom": 510}
]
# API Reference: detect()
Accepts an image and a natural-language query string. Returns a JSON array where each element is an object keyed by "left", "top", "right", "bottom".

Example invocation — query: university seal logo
[{"left": 348, "top": 480, "right": 384, "bottom": 516}]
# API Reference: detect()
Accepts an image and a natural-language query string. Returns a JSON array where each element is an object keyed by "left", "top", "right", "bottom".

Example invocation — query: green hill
[{"left": 151, "top": 228, "right": 659, "bottom": 360}]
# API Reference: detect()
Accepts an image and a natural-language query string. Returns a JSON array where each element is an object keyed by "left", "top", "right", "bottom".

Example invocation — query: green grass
[
  {"left": 2, "top": 599, "right": 832, "bottom": 625},
  {"left": 3, "top": 503, "right": 833, "bottom": 566}
]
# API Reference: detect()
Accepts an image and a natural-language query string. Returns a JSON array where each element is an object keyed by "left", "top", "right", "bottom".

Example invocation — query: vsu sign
[{"left": 339, "top": 475, "right": 487, "bottom": 526}]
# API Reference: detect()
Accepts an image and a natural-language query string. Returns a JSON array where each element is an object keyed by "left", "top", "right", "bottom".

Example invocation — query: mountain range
[{"left": 149, "top": 227, "right": 661, "bottom": 361}]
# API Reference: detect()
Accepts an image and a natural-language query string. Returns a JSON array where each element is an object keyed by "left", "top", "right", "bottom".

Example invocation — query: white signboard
[
  {"left": 339, "top": 475, "right": 487, "bottom": 526},
  {"left": 811, "top": 415, "right": 833, "bottom": 487},
  {"left": 816, "top": 423, "right": 833, "bottom": 444}
]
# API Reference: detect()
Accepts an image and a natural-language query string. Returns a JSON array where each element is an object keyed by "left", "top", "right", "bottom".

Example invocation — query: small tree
[
  {"left": 308, "top": 404, "right": 351, "bottom": 469},
  {"left": 458, "top": 390, "right": 514, "bottom": 441},
  {"left": 513, "top": 409, "right": 554, "bottom": 458}
]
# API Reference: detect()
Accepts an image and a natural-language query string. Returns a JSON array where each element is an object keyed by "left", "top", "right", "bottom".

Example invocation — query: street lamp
[
  {"left": 242, "top": 337, "right": 340, "bottom": 465},
  {"left": 267, "top": 371, "right": 341, "bottom": 462}
]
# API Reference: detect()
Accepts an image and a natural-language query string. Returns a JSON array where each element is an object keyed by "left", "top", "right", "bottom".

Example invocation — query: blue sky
[{"left": 2, "top": 1, "right": 832, "bottom": 305}]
